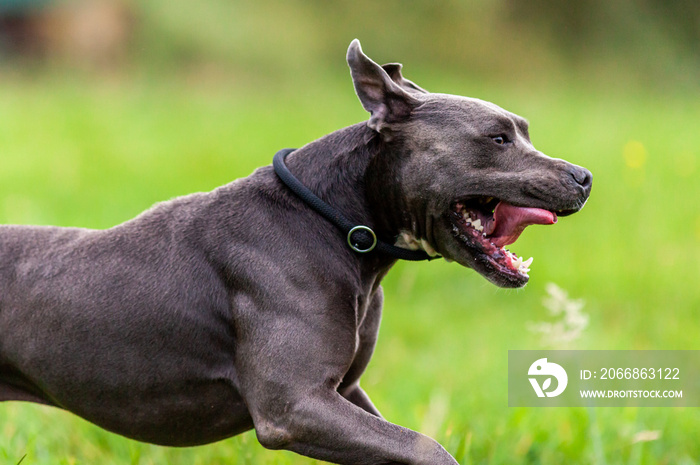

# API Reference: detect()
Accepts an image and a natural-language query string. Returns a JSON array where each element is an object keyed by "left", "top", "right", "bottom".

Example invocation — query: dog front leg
[
  {"left": 251, "top": 388, "right": 457, "bottom": 465},
  {"left": 234, "top": 284, "right": 457, "bottom": 465},
  {"left": 340, "top": 383, "right": 382, "bottom": 417},
  {"left": 235, "top": 312, "right": 457, "bottom": 464},
  {"left": 338, "top": 289, "right": 384, "bottom": 417}
]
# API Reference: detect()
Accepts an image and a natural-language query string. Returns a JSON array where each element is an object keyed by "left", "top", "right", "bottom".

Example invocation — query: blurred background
[{"left": 1, "top": 1, "right": 699, "bottom": 464}]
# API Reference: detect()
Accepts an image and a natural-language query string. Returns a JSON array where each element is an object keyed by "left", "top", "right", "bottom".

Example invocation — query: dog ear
[
  {"left": 381, "top": 63, "right": 429, "bottom": 95},
  {"left": 347, "top": 39, "right": 420, "bottom": 136}
]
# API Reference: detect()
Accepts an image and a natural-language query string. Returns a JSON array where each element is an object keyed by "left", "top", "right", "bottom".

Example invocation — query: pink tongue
[{"left": 487, "top": 201, "right": 557, "bottom": 248}]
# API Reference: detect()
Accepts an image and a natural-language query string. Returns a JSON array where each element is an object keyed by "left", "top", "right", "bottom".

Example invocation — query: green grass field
[{"left": 0, "top": 69, "right": 699, "bottom": 464}]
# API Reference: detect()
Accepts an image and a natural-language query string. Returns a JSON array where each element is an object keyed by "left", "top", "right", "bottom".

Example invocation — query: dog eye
[{"left": 491, "top": 135, "right": 509, "bottom": 145}]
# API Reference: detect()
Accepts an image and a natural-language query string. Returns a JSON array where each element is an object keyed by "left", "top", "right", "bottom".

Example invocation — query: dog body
[{"left": 0, "top": 41, "right": 590, "bottom": 464}]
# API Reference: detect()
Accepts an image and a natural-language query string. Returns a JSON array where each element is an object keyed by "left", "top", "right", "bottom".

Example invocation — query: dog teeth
[
  {"left": 459, "top": 211, "right": 485, "bottom": 232},
  {"left": 511, "top": 255, "right": 533, "bottom": 275},
  {"left": 459, "top": 229, "right": 533, "bottom": 275}
]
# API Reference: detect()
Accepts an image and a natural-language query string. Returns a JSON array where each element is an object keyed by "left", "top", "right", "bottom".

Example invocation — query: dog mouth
[{"left": 448, "top": 197, "right": 557, "bottom": 287}]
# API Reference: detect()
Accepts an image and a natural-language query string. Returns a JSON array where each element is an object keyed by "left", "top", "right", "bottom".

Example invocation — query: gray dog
[{"left": 0, "top": 40, "right": 591, "bottom": 464}]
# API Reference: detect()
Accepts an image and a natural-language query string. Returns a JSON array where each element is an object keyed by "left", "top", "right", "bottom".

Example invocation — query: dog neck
[{"left": 282, "top": 123, "right": 408, "bottom": 249}]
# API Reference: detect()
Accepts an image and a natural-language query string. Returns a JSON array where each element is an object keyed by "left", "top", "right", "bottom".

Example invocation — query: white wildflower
[
  {"left": 527, "top": 283, "right": 588, "bottom": 347},
  {"left": 631, "top": 430, "right": 662, "bottom": 444}
]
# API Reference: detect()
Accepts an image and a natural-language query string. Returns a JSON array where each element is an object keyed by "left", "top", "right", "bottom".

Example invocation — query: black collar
[{"left": 273, "top": 149, "right": 436, "bottom": 261}]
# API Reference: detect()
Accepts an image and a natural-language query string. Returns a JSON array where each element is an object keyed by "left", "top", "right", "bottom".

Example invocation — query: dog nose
[{"left": 569, "top": 166, "right": 592, "bottom": 190}]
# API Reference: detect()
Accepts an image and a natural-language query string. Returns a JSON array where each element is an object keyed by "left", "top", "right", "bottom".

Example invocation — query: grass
[{"left": 0, "top": 68, "right": 699, "bottom": 464}]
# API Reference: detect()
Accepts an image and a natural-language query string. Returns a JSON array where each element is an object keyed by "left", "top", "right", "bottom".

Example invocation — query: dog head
[{"left": 347, "top": 40, "right": 592, "bottom": 288}]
